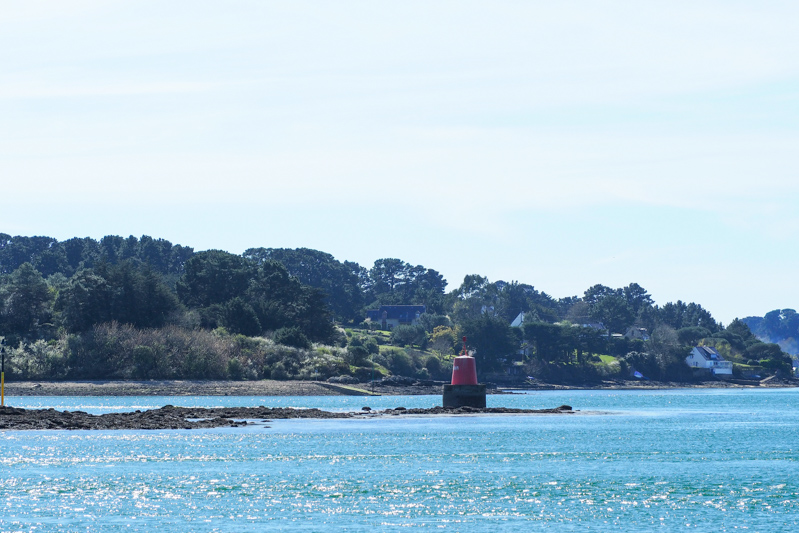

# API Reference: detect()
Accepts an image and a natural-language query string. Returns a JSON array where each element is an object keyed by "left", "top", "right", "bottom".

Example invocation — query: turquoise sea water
[{"left": 2, "top": 388, "right": 799, "bottom": 531}]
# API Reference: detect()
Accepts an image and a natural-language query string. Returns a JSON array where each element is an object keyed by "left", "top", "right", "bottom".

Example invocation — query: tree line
[{"left": 0, "top": 233, "right": 792, "bottom": 382}]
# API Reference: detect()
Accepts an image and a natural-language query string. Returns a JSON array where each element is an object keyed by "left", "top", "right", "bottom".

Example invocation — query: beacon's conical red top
[{"left": 451, "top": 336, "right": 478, "bottom": 385}]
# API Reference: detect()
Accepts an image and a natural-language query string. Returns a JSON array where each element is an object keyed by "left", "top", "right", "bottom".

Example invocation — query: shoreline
[
  {"left": 2, "top": 377, "right": 796, "bottom": 398},
  {"left": 508, "top": 377, "right": 799, "bottom": 391},
  {"left": 0, "top": 404, "right": 576, "bottom": 431}
]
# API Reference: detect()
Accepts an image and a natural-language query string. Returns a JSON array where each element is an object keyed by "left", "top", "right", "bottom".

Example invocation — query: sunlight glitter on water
[{"left": 3, "top": 389, "right": 799, "bottom": 531}]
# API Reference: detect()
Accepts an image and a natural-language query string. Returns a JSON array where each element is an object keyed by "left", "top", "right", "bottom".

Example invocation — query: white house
[{"left": 686, "top": 346, "right": 733, "bottom": 375}]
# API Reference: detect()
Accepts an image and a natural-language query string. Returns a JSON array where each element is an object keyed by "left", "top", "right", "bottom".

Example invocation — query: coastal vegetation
[{"left": 0, "top": 233, "right": 793, "bottom": 384}]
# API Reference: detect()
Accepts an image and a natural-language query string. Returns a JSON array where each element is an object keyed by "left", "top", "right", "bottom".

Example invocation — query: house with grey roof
[
  {"left": 510, "top": 311, "right": 526, "bottom": 328},
  {"left": 686, "top": 346, "right": 733, "bottom": 375},
  {"left": 366, "top": 305, "right": 425, "bottom": 330},
  {"left": 624, "top": 327, "right": 650, "bottom": 341}
]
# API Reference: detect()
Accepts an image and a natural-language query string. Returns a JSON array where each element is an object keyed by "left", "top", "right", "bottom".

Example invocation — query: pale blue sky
[{"left": 2, "top": 1, "right": 798, "bottom": 323}]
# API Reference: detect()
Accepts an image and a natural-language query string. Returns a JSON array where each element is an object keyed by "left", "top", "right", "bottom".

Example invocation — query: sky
[{"left": 2, "top": 1, "right": 798, "bottom": 324}]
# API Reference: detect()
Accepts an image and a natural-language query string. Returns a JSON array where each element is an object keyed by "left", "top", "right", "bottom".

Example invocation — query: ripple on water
[{"left": 3, "top": 389, "right": 799, "bottom": 531}]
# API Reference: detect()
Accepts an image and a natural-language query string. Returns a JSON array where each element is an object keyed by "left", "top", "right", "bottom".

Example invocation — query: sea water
[{"left": 2, "top": 388, "right": 799, "bottom": 531}]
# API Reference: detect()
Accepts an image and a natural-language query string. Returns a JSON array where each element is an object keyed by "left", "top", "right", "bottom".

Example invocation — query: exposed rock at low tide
[
  {"left": 0, "top": 404, "right": 575, "bottom": 431},
  {"left": 380, "top": 405, "right": 574, "bottom": 416},
  {"left": 0, "top": 405, "right": 349, "bottom": 431}
]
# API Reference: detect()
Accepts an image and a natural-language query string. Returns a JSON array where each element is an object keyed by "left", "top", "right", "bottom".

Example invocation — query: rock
[
  {"left": 380, "top": 376, "right": 415, "bottom": 386},
  {"left": 361, "top": 406, "right": 371, "bottom": 411},
  {"left": 328, "top": 376, "right": 359, "bottom": 384},
  {"left": 0, "top": 404, "right": 576, "bottom": 431}
]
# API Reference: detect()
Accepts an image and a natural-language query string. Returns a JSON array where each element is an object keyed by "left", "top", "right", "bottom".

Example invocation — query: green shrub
[
  {"left": 418, "top": 313, "right": 451, "bottom": 332},
  {"left": 390, "top": 325, "right": 427, "bottom": 347},
  {"left": 430, "top": 326, "right": 458, "bottom": 354},
  {"left": 270, "top": 362, "right": 289, "bottom": 380},
  {"left": 133, "top": 345, "right": 156, "bottom": 379},
  {"left": 227, "top": 358, "right": 244, "bottom": 380},
  {"left": 221, "top": 297, "right": 262, "bottom": 336},
  {"left": 424, "top": 355, "right": 442, "bottom": 376},
  {"left": 273, "top": 327, "right": 311, "bottom": 349},
  {"left": 415, "top": 367, "right": 431, "bottom": 380},
  {"left": 363, "top": 336, "right": 379, "bottom": 355},
  {"left": 347, "top": 345, "right": 369, "bottom": 366},
  {"left": 7, "top": 339, "right": 69, "bottom": 380},
  {"left": 352, "top": 367, "right": 374, "bottom": 381},
  {"left": 387, "top": 349, "right": 414, "bottom": 377},
  {"left": 5, "top": 320, "right": 355, "bottom": 382}
]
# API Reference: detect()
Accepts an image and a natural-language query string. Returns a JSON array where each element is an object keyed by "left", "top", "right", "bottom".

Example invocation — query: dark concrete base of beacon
[{"left": 442, "top": 384, "right": 487, "bottom": 408}]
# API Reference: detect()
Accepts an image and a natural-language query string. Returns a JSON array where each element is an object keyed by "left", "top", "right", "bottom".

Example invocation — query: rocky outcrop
[
  {"left": 0, "top": 405, "right": 350, "bottom": 431},
  {"left": 0, "top": 404, "right": 574, "bottom": 431},
  {"left": 379, "top": 405, "right": 574, "bottom": 415}
]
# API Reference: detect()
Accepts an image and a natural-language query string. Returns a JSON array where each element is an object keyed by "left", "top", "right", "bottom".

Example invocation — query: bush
[
  {"left": 385, "top": 348, "right": 414, "bottom": 377},
  {"left": 430, "top": 326, "right": 458, "bottom": 354},
  {"left": 133, "top": 345, "right": 156, "bottom": 379},
  {"left": 525, "top": 359, "right": 605, "bottom": 383},
  {"left": 347, "top": 335, "right": 378, "bottom": 365},
  {"left": 303, "top": 349, "right": 350, "bottom": 380},
  {"left": 7, "top": 339, "right": 69, "bottom": 380},
  {"left": 227, "top": 358, "right": 244, "bottom": 380},
  {"left": 331, "top": 327, "right": 349, "bottom": 348},
  {"left": 270, "top": 362, "right": 290, "bottom": 380},
  {"left": 371, "top": 351, "right": 389, "bottom": 368},
  {"left": 760, "top": 358, "right": 787, "bottom": 370},
  {"left": 390, "top": 325, "right": 427, "bottom": 347},
  {"left": 347, "top": 345, "right": 370, "bottom": 366},
  {"left": 418, "top": 314, "right": 451, "bottom": 333},
  {"left": 363, "top": 336, "right": 379, "bottom": 355},
  {"left": 222, "top": 297, "right": 262, "bottom": 336},
  {"left": 4, "top": 321, "right": 357, "bottom": 382},
  {"left": 619, "top": 350, "right": 693, "bottom": 382},
  {"left": 424, "top": 355, "right": 442, "bottom": 376},
  {"left": 273, "top": 327, "right": 311, "bottom": 349},
  {"left": 352, "top": 367, "right": 374, "bottom": 381}
]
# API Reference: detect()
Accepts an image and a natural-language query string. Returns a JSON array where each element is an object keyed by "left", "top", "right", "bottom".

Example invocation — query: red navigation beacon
[
  {"left": 442, "top": 335, "right": 485, "bottom": 408},
  {"left": 451, "top": 336, "right": 478, "bottom": 386}
]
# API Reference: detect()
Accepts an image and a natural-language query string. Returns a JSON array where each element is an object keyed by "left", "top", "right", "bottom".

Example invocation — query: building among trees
[
  {"left": 366, "top": 305, "right": 426, "bottom": 330},
  {"left": 686, "top": 346, "right": 733, "bottom": 376}
]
